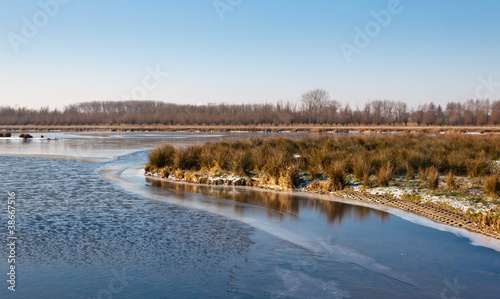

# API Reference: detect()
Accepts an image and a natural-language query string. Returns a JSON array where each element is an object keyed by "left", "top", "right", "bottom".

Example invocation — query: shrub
[
  {"left": 231, "top": 150, "right": 251, "bottom": 176},
  {"left": 405, "top": 161, "right": 415, "bottom": 180},
  {"left": 377, "top": 161, "right": 393, "bottom": 187},
  {"left": 419, "top": 167, "right": 428, "bottom": 181},
  {"left": 148, "top": 144, "right": 175, "bottom": 168},
  {"left": 278, "top": 164, "right": 302, "bottom": 190},
  {"left": 213, "top": 144, "right": 231, "bottom": 170},
  {"left": 265, "top": 149, "right": 292, "bottom": 179},
  {"left": 466, "top": 154, "right": 491, "bottom": 177},
  {"left": 446, "top": 152, "right": 467, "bottom": 174},
  {"left": 446, "top": 171, "right": 456, "bottom": 191},
  {"left": 173, "top": 146, "right": 201, "bottom": 170},
  {"left": 326, "top": 161, "right": 346, "bottom": 191},
  {"left": 304, "top": 150, "right": 324, "bottom": 179},
  {"left": 199, "top": 144, "right": 216, "bottom": 170},
  {"left": 428, "top": 166, "right": 439, "bottom": 189},
  {"left": 352, "top": 155, "right": 372, "bottom": 184},
  {"left": 485, "top": 174, "right": 500, "bottom": 197}
]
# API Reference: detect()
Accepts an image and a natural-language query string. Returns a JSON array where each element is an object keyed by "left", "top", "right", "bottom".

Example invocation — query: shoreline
[
  {"left": 145, "top": 171, "right": 500, "bottom": 241},
  {"left": 3, "top": 124, "right": 500, "bottom": 133}
]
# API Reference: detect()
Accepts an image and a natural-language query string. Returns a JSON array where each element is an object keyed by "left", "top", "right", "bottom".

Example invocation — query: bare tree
[{"left": 301, "top": 88, "right": 330, "bottom": 123}]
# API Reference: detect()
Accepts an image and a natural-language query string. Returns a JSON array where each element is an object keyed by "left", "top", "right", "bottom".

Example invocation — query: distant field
[{"left": 2, "top": 124, "right": 500, "bottom": 133}]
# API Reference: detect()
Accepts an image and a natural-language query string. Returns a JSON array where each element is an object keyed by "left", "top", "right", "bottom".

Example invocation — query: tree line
[{"left": 1, "top": 89, "right": 499, "bottom": 126}]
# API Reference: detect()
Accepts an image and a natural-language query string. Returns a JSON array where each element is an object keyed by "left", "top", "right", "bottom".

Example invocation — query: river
[{"left": 0, "top": 132, "right": 499, "bottom": 298}]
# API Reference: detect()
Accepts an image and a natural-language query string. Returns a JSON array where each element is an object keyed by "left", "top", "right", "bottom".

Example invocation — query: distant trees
[{"left": 0, "top": 91, "right": 499, "bottom": 126}]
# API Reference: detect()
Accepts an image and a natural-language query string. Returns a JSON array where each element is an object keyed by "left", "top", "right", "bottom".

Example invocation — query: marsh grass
[
  {"left": 419, "top": 167, "right": 428, "bottom": 181},
  {"left": 173, "top": 146, "right": 201, "bottom": 170},
  {"left": 467, "top": 153, "right": 491, "bottom": 177},
  {"left": 231, "top": 150, "right": 252, "bottom": 176},
  {"left": 148, "top": 144, "right": 175, "bottom": 169},
  {"left": 352, "top": 155, "right": 373, "bottom": 187},
  {"left": 485, "top": 174, "right": 500, "bottom": 197},
  {"left": 377, "top": 162, "right": 393, "bottom": 187},
  {"left": 446, "top": 171, "right": 456, "bottom": 191},
  {"left": 278, "top": 165, "right": 302, "bottom": 190},
  {"left": 147, "top": 134, "right": 500, "bottom": 193},
  {"left": 405, "top": 161, "right": 415, "bottom": 180},
  {"left": 428, "top": 167, "right": 439, "bottom": 190},
  {"left": 326, "top": 161, "right": 346, "bottom": 191}
]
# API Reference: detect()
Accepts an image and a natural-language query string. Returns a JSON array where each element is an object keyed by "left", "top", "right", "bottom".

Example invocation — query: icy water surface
[{"left": 0, "top": 132, "right": 499, "bottom": 298}]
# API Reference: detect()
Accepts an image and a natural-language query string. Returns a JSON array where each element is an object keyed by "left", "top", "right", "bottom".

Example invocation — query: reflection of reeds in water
[
  {"left": 312, "top": 198, "right": 389, "bottom": 226},
  {"left": 149, "top": 179, "right": 389, "bottom": 226}
]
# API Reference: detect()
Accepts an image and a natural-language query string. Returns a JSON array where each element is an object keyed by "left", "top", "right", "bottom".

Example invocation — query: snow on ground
[{"left": 351, "top": 182, "right": 496, "bottom": 214}]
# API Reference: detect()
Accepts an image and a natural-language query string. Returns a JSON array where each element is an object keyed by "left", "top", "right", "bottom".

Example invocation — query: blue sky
[{"left": 1, "top": 0, "right": 499, "bottom": 108}]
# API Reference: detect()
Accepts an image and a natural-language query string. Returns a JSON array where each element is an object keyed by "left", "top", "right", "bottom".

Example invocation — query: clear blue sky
[{"left": 1, "top": 0, "right": 499, "bottom": 109}]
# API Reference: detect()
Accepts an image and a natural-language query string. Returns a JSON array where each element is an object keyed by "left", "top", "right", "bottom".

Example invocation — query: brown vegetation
[
  {"left": 427, "top": 167, "right": 439, "bottom": 190},
  {"left": 485, "top": 174, "right": 500, "bottom": 197},
  {"left": 147, "top": 134, "right": 500, "bottom": 188},
  {"left": 146, "top": 134, "right": 500, "bottom": 237},
  {"left": 446, "top": 171, "right": 456, "bottom": 191},
  {"left": 326, "top": 162, "right": 346, "bottom": 191},
  {"left": 2, "top": 94, "right": 500, "bottom": 126}
]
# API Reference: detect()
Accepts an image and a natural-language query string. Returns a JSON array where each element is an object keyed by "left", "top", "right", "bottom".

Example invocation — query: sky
[{"left": 1, "top": 0, "right": 500, "bottom": 109}]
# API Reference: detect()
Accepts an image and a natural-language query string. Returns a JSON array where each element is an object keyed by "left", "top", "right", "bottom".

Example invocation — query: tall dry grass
[
  {"left": 147, "top": 134, "right": 500, "bottom": 189},
  {"left": 326, "top": 161, "right": 346, "bottom": 191},
  {"left": 485, "top": 174, "right": 500, "bottom": 197},
  {"left": 446, "top": 171, "right": 456, "bottom": 191},
  {"left": 147, "top": 144, "right": 175, "bottom": 169},
  {"left": 377, "top": 162, "right": 393, "bottom": 187},
  {"left": 428, "top": 167, "right": 439, "bottom": 189}
]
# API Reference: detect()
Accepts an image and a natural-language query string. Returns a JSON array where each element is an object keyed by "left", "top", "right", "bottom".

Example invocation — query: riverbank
[
  {"left": 144, "top": 134, "right": 500, "bottom": 240},
  {"left": 145, "top": 170, "right": 500, "bottom": 240},
  {"left": 3, "top": 124, "right": 500, "bottom": 133}
]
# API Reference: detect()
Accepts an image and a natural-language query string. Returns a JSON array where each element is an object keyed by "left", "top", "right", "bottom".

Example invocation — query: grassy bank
[
  {"left": 145, "top": 134, "right": 500, "bottom": 235},
  {"left": 3, "top": 124, "right": 500, "bottom": 133}
]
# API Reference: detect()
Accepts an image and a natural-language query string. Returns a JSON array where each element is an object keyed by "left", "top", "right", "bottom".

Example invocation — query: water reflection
[
  {"left": 148, "top": 179, "right": 389, "bottom": 226},
  {"left": 0, "top": 156, "right": 253, "bottom": 273}
]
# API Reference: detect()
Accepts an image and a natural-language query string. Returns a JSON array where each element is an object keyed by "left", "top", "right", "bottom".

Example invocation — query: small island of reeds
[{"left": 145, "top": 134, "right": 500, "bottom": 238}]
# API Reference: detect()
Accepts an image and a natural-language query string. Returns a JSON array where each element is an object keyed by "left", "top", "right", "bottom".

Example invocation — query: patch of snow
[{"left": 351, "top": 184, "right": 496, "bottom": 214}]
